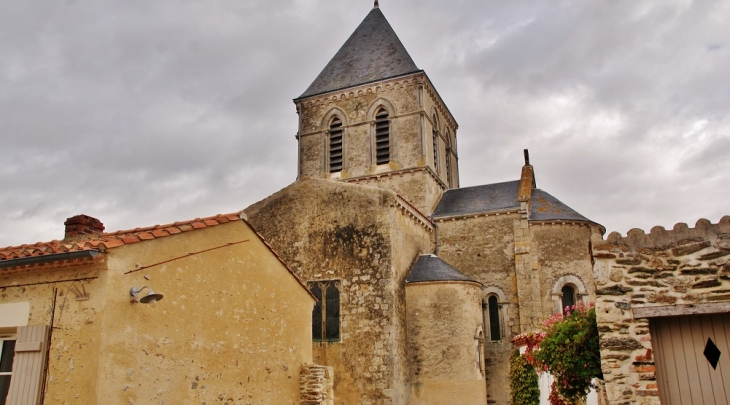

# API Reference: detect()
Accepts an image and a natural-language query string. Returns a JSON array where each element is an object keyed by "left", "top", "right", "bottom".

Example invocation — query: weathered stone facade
[
  {"left": 593, "top": 216, "right": 730, "bottom": 404},
  {"left": 435, "top": 211, "right": 602, "bottom": 404},
  {"left": 406, "top": 281, "right": 486, "bottom": 405},
  {"left": 295, "top": 72, "right": 458, "bottom": 215},
  {"left": 245, "top": 178, "right": 433, "bottom": 405}
]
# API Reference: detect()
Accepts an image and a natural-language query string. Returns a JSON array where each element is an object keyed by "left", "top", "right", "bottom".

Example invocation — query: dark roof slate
[
  {"left": 406, "top": 254, "right": 477, "bottom": 284},
  {"left": 529, "top": 189, "right": 593, "bottom": 223},
  {"left": 298, "top": 7, "right": 420, "bottom": 99},
  {"left": 431, "top": 181, "right": 520, "bottom": 218}
]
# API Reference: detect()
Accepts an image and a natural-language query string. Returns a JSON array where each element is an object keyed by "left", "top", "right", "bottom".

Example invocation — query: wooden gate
[{"left": 651, "top": 313, "right": 730, "bottom": 405}]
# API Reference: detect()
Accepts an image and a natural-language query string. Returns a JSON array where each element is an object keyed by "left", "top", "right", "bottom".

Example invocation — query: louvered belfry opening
[
  {"left": 329, "top": 117, "right": 343, "bottom": 173},
  {"left": 432, "top": 115, "right": 439, "bottom": 174},
  {"left": 375, "top": 108, "right": 390, "bottom": 165}
]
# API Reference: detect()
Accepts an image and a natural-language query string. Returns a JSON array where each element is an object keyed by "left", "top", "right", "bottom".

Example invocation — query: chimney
[
  {"left": 517, "top": 149, "right": 536, "bottom": 203},
  {"left": 64, "top": 215, "right": 105, "bottom": 240}
]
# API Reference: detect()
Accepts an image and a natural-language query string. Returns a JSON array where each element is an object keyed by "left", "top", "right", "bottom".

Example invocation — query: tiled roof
[
  {"left": 0, "top": 213, "right": 241, "bottom": 262},
  {"left": 406, "top": 254, "right": 478, "bottom": 284},
  {"left": 432, "top": 181, "right": 521, "bottom": 218},
  {"left": 298, "top": 7, "right": 420, "bottom": 99}
]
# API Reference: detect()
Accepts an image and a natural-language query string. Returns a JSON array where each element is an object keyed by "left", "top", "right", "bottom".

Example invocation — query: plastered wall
[{"left": 0, "top": 219, "right": 315, "bottom": 405}]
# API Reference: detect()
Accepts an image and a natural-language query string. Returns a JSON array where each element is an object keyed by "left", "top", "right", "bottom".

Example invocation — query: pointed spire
[
  {"left": 297, "top": 6, "right": 420, "bottom": 99},
  {"left": 374, "top": 0, "right": 379, "bottom": 9}
]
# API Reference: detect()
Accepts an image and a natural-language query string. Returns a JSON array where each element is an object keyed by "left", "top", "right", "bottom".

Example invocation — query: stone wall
[
  {"left": 295, "top": 73, "right": 457, "bottom": 215},
  {"left": 406, "top": 281, "right": 487, "bottom": 405},
  {"left": 300, "top": 364, "right": 334, "bottom": 405},
  {"left": 245, "top": 178, "right": 432, "bottom": 405},
  {"left": 592, "top": 216, "right": 730, "bottom": 404}
]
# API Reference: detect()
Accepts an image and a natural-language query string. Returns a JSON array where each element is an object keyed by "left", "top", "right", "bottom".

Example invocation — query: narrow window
[
  {"left": 432, "top": 116, "right": 439, "bottom": 174},
  {"left": 561, "top": 285, "right": 576, "bottom": 315},
  {"left": 445, "top": 132, "right": 452, "bottom": 186},
  {"left": 308, "top": 280, "right": 340, "bottom": 342},
  {"left": 329, "top": 117, "right": 343, "bottom": 173},
  {"left": 0, "top": 338, "right": 15, "bottom": 404},
  {"left": 487, "top": 295, "right": 501, "bottom": 342},
  {"left": 375, "top": 109, "right": 390, "bottom": 165},
  {"left": 325, "top": 283, "right": 340, "bottom": 341}
]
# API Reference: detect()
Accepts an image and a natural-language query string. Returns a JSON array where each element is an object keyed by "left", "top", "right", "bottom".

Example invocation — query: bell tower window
[
  {"left": 375, "top": 108, "right": 390, "bottom": 165},
  {"left": 445, "top": 131, "right": 452, "bottom": 187},
  {"left": 329, "top": 117, "right": 343, "bottom": 173},
  {"left": 432, "top": 115, "right": 439, "bottom": 174}
]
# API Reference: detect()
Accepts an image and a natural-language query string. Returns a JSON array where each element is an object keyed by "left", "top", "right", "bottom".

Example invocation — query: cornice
[{"left": 294, "top": 72, "right": 424, "bottom": 107}]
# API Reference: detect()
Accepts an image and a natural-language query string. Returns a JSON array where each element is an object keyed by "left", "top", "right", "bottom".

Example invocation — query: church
[{"left": 244, "top": 3, "right": 603, "bottom": 404}]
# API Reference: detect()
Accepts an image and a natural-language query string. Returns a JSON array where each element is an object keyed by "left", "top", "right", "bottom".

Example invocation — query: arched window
[
  {"left": 551, "top": 274, "right": 588, "bottom": 314},
  {"left": 561, "top": 285, "right": 576, "bottom": 315},
  {"left": 308, "top": 280, "right": 341, "bottom": 342},
  {"left": 432, "top": 115, "right": 439, "bottom": 174},
  {"left": 487, "top": 295, "right": 501, "bottom": 342},
  {"left": 329, "top": 117, "right": 343, "bottom": 173},
  {"left": 375, "top": 108, "right": 390, "bottom": 164}
]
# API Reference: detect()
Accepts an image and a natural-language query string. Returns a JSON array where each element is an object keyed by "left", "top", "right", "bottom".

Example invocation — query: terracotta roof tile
[{"left": 0, "top": 212, "right": 244, "bottom": 266}]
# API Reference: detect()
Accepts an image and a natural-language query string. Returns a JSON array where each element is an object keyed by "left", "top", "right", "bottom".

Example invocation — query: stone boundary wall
[
  {"left": 592, "top": 216, "right": 730, "bottom": 404},
  {"left": 300, "top": 364, "right": 334, "bottom": 405}
]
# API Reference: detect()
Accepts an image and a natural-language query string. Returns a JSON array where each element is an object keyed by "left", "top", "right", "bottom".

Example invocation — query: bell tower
[{"left": 294, "top": 2, "right": 459, "bottom": 215}]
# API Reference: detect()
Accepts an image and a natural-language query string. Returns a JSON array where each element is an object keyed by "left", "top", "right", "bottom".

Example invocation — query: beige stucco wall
[
  {"left": 0, "top": 219, "right": 315, "bottom": 405},
  {"left": 245, "top": 178, "right": 432, "bottom": 405},
  {"left": 0, "top": 262, "right": 107, "bottom": 404},
  {"left": 406, "top": 281, "right": 486, "bottom": 405}
]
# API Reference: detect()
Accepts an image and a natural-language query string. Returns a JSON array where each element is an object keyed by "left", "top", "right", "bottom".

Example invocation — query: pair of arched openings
[
  {"left": 483, "top": 275, "right": 588, "bottom": 343},
  {"left": 327, "top": 107, "right": 390, "bottom": 173}
]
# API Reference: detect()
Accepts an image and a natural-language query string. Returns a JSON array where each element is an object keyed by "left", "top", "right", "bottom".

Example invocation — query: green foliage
[
  {"left": 533, "top": 305, "right": 602, "bottom": 404},
  {"left": 509, "top": 349, "right": 540, "bottom": 405}
]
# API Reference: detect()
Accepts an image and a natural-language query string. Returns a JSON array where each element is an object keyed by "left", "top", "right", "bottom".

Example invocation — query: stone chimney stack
[{"left": 64, "top": 215, "right": 105, "bottom": 240}]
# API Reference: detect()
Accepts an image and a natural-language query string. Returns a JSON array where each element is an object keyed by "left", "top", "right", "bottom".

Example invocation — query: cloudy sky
[{"left": 1, "top": 0, "right": 728, "bottom": 247}]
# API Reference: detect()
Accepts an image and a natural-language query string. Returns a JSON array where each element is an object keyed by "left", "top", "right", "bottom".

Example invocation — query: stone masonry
[
  {"left": 592, "top": 216, "right": 730, "bottom": 404},
  {"left": 300, "top": 365, "right": 335, "bottom": 405}
]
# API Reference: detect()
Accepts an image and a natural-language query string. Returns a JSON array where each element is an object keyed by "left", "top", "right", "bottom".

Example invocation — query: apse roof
[
  {"left": 406, "top": 254, "right": 478, "bottom": 284},
  {"left": 431, "top": 181, "right": 521, "bottom": 218},
  {"left": 298, "top": 6, "right": 421, "bottom": 99},
  {"left": 432, "top": 180, "right": 601, "bottom": 229}
]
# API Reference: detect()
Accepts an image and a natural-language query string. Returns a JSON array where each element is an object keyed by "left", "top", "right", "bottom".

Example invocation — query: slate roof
[
  {"left": 298, "top": 7, "right": 421, "bottom": 99},
  {"left": 406, "top": 254, "right": 478, "bottom": 284},
  {"left": 431, "top": 181, "right": 520, "bottom": 218},
  {"left": 0, "top": 213, "right": 241, "bottom": 262},
  {"left": 529, "top": 189, "right": 593, "bottom": 223},
  {"left": 432, "top": 180, "right": 601, "bottom": 228}
]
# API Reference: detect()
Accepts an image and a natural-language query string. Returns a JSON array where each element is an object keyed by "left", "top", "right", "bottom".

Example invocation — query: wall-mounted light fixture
[{"left": 130, "top": 286, "right": 164, "bottom": 306}]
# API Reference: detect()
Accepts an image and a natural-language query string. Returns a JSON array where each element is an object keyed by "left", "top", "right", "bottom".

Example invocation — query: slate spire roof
[{"left": 298, "top": 6, "right": 421, "bottom": 99}]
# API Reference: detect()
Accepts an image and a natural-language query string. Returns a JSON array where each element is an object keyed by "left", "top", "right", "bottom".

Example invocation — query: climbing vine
[{"left": 509, "top": 349, "right": 540, "bottom": 405}]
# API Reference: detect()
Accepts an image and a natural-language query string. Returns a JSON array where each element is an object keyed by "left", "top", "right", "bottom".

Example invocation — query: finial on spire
[{"left": 374, "top": 0, "right": 379, "bottom": 9}]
